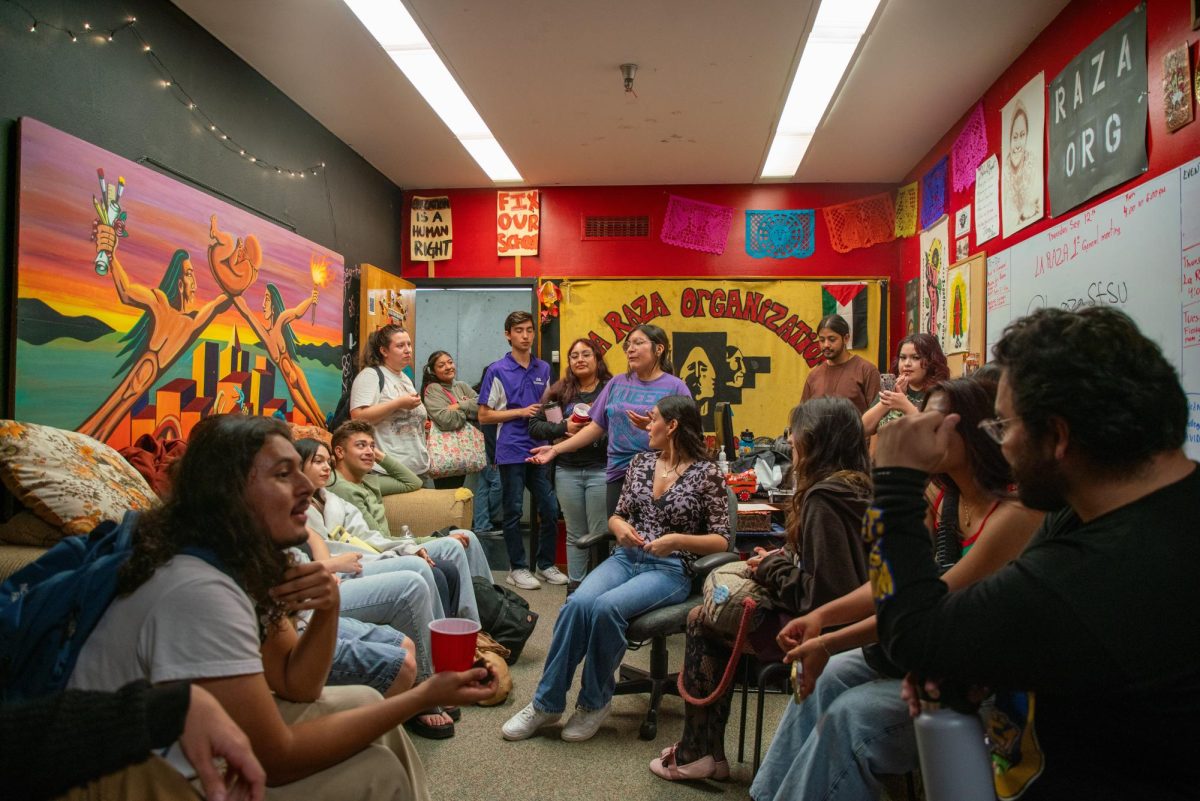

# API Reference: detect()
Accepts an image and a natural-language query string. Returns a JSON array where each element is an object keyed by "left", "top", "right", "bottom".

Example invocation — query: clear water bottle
[
  {"left": 716, "top": 448, "right": 730, "bottom": 476},
  {"left": 913, "top": 700, "right": 995, "bottom": 801},
  {"left": 397, "top": 525, "right": 417, "bottom": 548}
]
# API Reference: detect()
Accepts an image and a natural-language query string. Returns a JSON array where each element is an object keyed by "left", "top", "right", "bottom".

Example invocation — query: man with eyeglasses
[{"left": 867, "top": 307, "right": 1198, "bottom": 800}]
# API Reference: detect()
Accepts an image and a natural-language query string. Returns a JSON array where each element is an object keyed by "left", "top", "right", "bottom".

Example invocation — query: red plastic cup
[
  {"left": 428, "top": 619, "right": 481, "bottom": 673},
  {"left": 570, "top": 403, "right": 591, "bottom": 425}
]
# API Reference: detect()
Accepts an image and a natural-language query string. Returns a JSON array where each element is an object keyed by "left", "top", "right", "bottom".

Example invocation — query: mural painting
[{"left": 13, "top": 119, "right": 344, "bottom": 449}]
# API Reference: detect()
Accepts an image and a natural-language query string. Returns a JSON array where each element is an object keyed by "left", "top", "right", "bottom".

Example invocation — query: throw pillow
[
  {"left": 289, "top": 423, "right": 331, "bottom": 447},
  {"left": 0, "top": 420, "right": 160, "bottom": 535}
]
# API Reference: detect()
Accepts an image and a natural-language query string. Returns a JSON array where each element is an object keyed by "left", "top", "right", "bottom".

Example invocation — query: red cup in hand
[
  {"left": 570, "top": 403, "right": 591, "bottom": 425},
  {"left": 429, "top": 619, "right": 481, "bottom": 672}
]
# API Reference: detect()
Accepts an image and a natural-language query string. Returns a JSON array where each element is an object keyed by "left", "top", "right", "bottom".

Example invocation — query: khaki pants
[
  {"left": 268, "top": 686, "right": 430, "bottom": 801},
  {"left": 58, "top": 757, "right": 198, "bottom": 800}
]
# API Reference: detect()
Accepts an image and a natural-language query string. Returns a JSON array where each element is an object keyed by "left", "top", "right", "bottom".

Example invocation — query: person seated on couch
[
  {"left": 325, "top": 421, "right": 492, "bottom": 583},
  {"left": 68, "top": 414, "right": 496, "bottom": 799},
  {"left": 296, "top": 437, "right": 475, "bottom": 622},
  {"left": 286, "top": 536, "right": 458, "bottom": 741}
]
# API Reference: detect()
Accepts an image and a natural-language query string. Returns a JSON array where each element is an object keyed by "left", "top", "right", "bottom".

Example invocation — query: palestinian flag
[{"left": 821, "top": 283, "right": 868, "bottom": 349}]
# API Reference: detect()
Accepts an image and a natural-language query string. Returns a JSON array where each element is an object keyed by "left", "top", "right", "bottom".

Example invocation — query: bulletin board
[{"left": 358, "top": 264, "right": 415, "bottom": 369}]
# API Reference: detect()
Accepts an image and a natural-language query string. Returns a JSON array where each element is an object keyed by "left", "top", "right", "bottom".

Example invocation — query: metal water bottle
[{"left": 913, "top": 695, "right": 996, "bottom": 801}]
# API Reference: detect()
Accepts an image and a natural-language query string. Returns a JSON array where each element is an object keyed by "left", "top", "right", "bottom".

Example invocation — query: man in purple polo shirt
[{"left": 478, "top": 311, "right": 566, "bottom": 590}]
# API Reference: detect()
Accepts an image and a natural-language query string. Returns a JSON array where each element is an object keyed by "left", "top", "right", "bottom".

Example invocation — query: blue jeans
[
  {"left": 339, "top": 559, "right": 438, "bottom": 681},
  {"left": 356, "top": 554, "right": 445, "bottom": 617},
  {"left": 329, "top": 617, "right": 407, "bottom": 695},
  {"left": 423, "top": 534, "right": 488, "bottom": 622},
  {"left": 532, "top": 547, "right": 690, "bottom": 714},
  {"left": 468, "top": 465, "right": 503, "bottom": 531},
  {"left": 749, "top": 650, "right": 916, "bottom": 801},
  {"left": 555, "top": 464, "right": 609, "bottom": 583},
  {"left": 498, "top": 462, "right": 559, "bottom": 571}
]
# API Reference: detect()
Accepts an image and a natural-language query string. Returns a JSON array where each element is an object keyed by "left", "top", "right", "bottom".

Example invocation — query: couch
[{"left": 0, "top": 420, "right": 473, "bottom": 582}]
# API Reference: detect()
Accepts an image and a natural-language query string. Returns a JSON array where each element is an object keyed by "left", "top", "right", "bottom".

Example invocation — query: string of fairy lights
[{"left": 5, "top": 1, "right": 327, "bottom": 179}]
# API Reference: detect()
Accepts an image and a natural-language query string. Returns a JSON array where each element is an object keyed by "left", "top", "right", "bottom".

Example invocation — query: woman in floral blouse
[{"left": 502, "top": 395, "right": 730, "bottom": 743}]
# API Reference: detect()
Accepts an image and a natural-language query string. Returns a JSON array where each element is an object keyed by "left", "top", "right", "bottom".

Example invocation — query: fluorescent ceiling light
[
  {"left": 344, "top": 0, "right": 522, "bottom": 183},
  {"left": 761, "top": 0, "right": 883, "bottom": 179}
]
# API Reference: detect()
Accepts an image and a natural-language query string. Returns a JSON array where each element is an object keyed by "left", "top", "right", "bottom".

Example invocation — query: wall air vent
[{"left": 581, "top": 215, "right": 650, "bottom": 240}]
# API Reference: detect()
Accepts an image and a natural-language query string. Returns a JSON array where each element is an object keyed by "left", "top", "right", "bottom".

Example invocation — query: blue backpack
[{"left": 0, "top": 511, "right": 140, "bottom": 703}]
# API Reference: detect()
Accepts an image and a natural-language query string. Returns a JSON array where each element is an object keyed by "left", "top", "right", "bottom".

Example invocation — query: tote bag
[{"left": 426, "top": 388, "right": 486, "bottom": 478}]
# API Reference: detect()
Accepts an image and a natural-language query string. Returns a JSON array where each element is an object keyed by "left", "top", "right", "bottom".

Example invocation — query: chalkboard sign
[{"left": 986, "top": 155, "right": 1200, "bottom": 459}]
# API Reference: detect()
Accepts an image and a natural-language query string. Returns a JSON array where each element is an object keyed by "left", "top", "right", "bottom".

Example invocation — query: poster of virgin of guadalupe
[{"left": 1002, "top": 73, "right": 1046, "bottom": 238}]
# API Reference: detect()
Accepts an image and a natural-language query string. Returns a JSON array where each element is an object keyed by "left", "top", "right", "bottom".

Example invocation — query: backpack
[
  {"left": 0, "top": 511, "right": 223, "bottom": 703},
  {"left": 471, "top": 576, "right": 538, "bottom": 664},
  {"left": 0, "top": 512, "right": 137, "bottom": 703},
  {"left": 328, "top": 366, "right": 384, "bottom": 430}
]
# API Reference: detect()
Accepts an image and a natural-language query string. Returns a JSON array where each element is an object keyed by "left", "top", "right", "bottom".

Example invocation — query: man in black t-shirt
[{"left": 870, "top": 307, "right": 1199, "bottom": 800}]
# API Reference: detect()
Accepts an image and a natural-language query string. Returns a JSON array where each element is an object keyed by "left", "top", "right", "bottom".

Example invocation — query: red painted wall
[
  {"left": 896, "top": 0, "right": 1200, "bottom": 352},
  {"left": 401, "top": 183, "right": 901, "bottom": 283},
  {"left": 402, "top": 0, "right": 1200, "bottom": 362}
]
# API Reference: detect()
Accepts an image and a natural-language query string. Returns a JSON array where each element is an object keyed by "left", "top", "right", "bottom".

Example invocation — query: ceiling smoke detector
[{"left": 620, "top": 63, "right": 638, "bottom": 95}]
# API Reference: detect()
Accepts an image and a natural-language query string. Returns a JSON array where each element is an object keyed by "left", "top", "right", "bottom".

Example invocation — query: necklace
[
  {"left": 959, "top": 497, "right": 989, "bottom": 529},
  {"left": 657, "top": 454, "right": 689, "bottom": 479}
]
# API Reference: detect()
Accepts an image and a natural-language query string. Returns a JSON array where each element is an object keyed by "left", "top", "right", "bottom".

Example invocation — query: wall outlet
[{"left": 551, "top": 350, "right": 560, "bottom": 362}]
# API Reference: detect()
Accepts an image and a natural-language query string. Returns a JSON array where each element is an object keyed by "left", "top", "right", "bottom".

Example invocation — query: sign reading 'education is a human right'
[{"left": 1047, "top": 3, "right": 1147, "bottom": 217}]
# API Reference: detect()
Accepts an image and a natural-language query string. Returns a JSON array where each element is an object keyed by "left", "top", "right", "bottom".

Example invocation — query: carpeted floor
[{"left": 411, "top": 570, "right": 791, "bottom": 801}]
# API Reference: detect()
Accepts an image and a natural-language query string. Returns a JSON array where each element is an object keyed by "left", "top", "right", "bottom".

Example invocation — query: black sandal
[
  {"left": 445, "top": 705, "right": 462, "bottom": 722},
  {"left": 405, "top": 707, "right": 455, "bottom": 740}
]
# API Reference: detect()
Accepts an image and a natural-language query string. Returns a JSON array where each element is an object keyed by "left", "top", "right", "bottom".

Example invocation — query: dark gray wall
[{"left": 0, "top": 0, "right": 406, "bottom": 414}]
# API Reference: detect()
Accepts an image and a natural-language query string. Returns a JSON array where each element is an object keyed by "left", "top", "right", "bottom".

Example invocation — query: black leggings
[
  {"left": 606, "top": 478, "right": 623, "bottom": 517},
  {"left": 432, "top": 475, "right": 465, "bottom": 490},
  {"left": 427, "top": 556, "right": 460, "bottom": 616}
]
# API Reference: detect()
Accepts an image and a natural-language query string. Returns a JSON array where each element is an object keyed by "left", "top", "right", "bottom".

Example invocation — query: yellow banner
[{"left": 558, "top": 278, "right": 883, "bottom": 437}]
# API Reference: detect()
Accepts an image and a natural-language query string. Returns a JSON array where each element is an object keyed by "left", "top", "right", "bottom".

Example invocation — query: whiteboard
[{"left": 985, "top": 156, "right": 1200, "bottom": 459}]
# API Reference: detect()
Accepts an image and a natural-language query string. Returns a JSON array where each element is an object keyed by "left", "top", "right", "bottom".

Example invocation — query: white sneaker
[
  {"left": 536, "top": 565, "right": 569, "bottom": 585},
  {"left": 501, "top": 703, "right": 560, "bottom": 740},
  {"left": 506, "top": 568, "right": 541, "bottom": 590},
  {"left": 561, "top": 704, "right": 611, "bottom": 742}
]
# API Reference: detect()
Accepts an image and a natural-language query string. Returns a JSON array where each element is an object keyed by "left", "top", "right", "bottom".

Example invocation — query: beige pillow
[{"left": 0, "top": 421, "right": 160, "bottom": 535}]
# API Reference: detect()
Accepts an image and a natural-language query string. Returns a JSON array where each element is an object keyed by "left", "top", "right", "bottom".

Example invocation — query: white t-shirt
[
  {"left": 69, "top": 555, "right": 263, "bottom": 774},
  {"left": 350, "top": 365, "right": 430, "bottom": 476}
]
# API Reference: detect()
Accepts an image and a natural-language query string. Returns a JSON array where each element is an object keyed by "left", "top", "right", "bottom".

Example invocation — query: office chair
[{"left": 576, "top": 485, "right": 739, "bottom": 739}]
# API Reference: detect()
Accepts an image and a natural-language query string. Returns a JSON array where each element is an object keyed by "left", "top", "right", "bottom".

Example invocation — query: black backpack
[
  {"left": 328, "top": 366, "right": 384, "bottom": 429},
  {"left": 472, "top": 576, "right": 538, "bottom": 664}
]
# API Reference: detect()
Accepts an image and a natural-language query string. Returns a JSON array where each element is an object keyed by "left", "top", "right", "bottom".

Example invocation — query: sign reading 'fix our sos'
[
  {"left": 1047, "top": 3, "right": 1147, "bottom": 217},
  {"left": 497, "top": 190, "right": 539, "bottom": 256}
]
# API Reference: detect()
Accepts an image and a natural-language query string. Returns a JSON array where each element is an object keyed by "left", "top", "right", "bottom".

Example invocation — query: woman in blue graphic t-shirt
[{"left": 528, "top": 323, "right": 691, "bottom": 515}]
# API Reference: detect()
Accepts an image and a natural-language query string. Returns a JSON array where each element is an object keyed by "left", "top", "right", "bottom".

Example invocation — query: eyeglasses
[{"left": 977, "top": 417, "right": 1017, "bottom": 444}]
